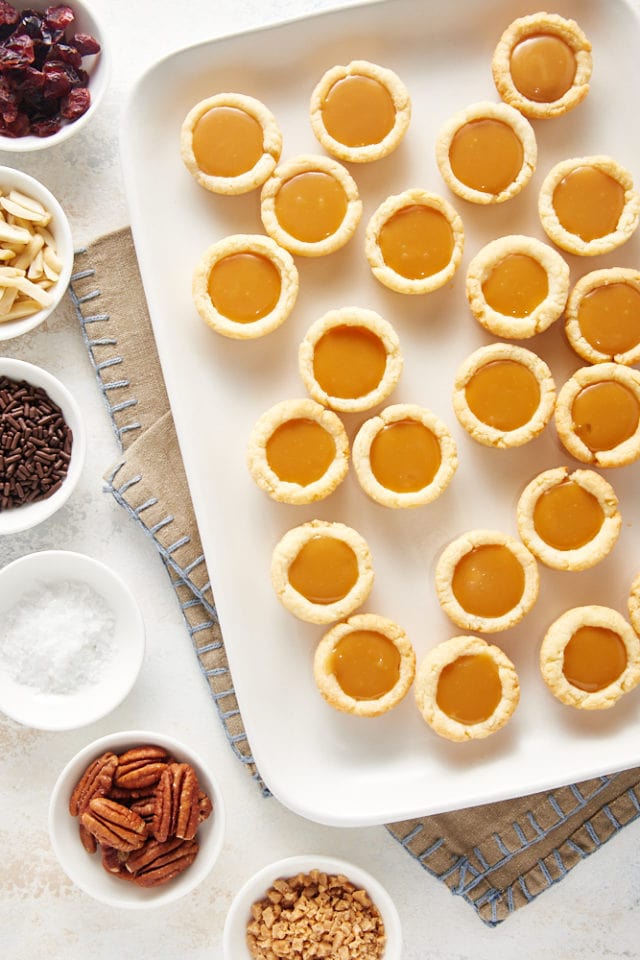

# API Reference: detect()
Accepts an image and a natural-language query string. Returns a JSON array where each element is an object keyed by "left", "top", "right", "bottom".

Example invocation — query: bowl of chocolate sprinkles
[{"left": 0, "top": 356, "right": 85, "bottom": 533}]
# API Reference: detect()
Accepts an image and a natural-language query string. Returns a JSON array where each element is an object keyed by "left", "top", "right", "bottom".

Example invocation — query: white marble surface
[{"left": 1, "top": 1, "right": 640, "bottom": 957}]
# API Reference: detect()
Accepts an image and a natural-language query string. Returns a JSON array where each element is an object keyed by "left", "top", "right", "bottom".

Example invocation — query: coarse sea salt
[{"left": 0, "top": 579, "right": 116, "bottom": 695}]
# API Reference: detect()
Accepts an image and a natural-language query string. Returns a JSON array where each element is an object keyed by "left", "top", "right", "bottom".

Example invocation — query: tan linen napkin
[{"left": 67, "top": 227, "right": 640, "bottom": 926}]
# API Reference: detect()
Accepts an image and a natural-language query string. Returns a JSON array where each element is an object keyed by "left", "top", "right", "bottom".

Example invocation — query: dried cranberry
[
  {"left": 0, "top": 2, "right": 18, "bottom": 28},
  {"left": 60, "top": 83, "right": 89, "bottom": 119},
  {"left": 31, "top": 114, "right": 61, "bottom": 136},
  {"left": 21, "top": 65, "right": 45, "bottom": 92},
  {"left": 70, "top": 32, "right": 100, "bottom": 56},
  {"left": 44, "top": 5, "right": 74, "bottom": 31},
  {"left": 0, "top": 110, "right": 30, "bottom": 136},
  {"left": 0, "top": 34, "right": 35, "bottom": 69},
  {"left": 20, "top": 12, "right": 46, "bottom": 39},
  {"left": 42, "top": 59, "right": 75, "bottom": 98},
  {"left": 46, "top": 40, "right": 81, "bottom": 69}
]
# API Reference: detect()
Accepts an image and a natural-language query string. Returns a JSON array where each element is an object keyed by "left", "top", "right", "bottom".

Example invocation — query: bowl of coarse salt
[{"left": 0, "top": 549, "right": 145, "bottom": 730}]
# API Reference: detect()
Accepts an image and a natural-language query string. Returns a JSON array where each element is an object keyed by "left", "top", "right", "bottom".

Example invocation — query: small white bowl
[
  {"left": 223, "top": 854, "right": 402, "bottom": 960},
  {"left": 49, "top": 730, "right": 225, "bottom": 909},
  {"left": 0, "top": 167, "right": 74, "bottom": 340},
  {"left": 0, "top": 550, "right": 145, "bottom": 729},
  {"left": 0, "top": 0, "right": 110, "bottom": 152},
  {"left": 0, "top": 357, "right": 85, "bottom": 532}
]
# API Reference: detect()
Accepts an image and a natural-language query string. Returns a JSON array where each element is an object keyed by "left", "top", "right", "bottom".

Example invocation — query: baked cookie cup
[
  {"left": 309, "top": 59, "right": 411, "bottom": 164},
  {"left": 465, "top": 235, "right": 570, "bottom": 339},
  {"left": 452, "top": 343, "right": 556, "bottom": 449},
  {"left": 260, "top": 153, "right": 362, "bottom": 257},
  {"left": 271, "top": 520, "right": 374, "bottom": 625},
  {"left": 516, "top": 467, "right": 621, "bottom": 572},
  {"left": 539, "top": 156, "right": 640, "bottom": 257},
  {"left": 435, "top": 529, "right": 539, "bottom": 634},
  {"left": 565, "top": 268, "right": 640, "bottom": 367},
  {"left": 247, "top": 398, "right": 349, "bottom": 505},
  {"left": 540, "top": 605, "right": 640, "bottom": 710},
  {"left": 298, "top": 307, "right": 403, "bottom": 413},
  {"left": 492, "top": 13, "right": 592, "bottom": 120},
  {"left": 192, "top": 234, "right": 298, "bottom": 339},
  {"left": 313, "top": 613, "right": 415, "bottom": 717},
  {"left": 352, "top": 403, "right": 458, "bottom": 508},
  {"left": 435, "top": 101, "right": 536, "bottom": 205},
  {"left": 180, "top": 93, "right": 282, "bottom": 195},
  {"left": 554, "top": 363, "right": 640, "bottom": 468},
  {"left": 365, "top": 188, "right": 464, "bottom": 295},
  {"left": 414, "top": 635, "right": 520, "bottom": 742},
  {"left": 628, "top": 572, "right": 640, "bottom": 637}
]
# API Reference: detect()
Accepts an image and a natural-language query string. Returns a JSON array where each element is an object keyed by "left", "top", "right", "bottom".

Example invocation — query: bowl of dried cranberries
[{"left": 0, "top": 1, "right": 109, "bottom": 150}]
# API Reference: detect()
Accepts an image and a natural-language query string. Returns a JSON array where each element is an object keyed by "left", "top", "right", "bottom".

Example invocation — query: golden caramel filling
[
  {"left": 287, "top": 535, "right": 359, "bottom": 605},
  {"left": 452, "top": 544, "right": 525, "bottom": 619},
  {"left": 572, "top": 381, "right": 640, "bottom": 452},
  {"left": 370, "top": 419, "right": 442, "bottom": 493},
  {"left": 207, "top": 252, "right": 281, "bottom": 323},
  {"left": 449, "top": 119, "right": 524, "bottom": 194},
  {"left": 509, "top": 33, "right": 577, "bottom": 103},
  {"left": 563, "top": 625, "right": 628, "bottom": 692},
  {"left": 274, "top": 171, "right": 347, "bottom": 243},
  {"left": 436, "top": 653, "right": 502, "bottom": 725},
  {"left": 465, "top": 359, "right": 541, "bottom": 431},
  {"left": 482, "top": 254, "right": 549, "bottom": 318},
  {"left": 378, "top": 204, "right": 454, "bottom": 280},
  {"left": 553, "top": 166, "right": 625, "bottom": 242},
  {"left": 330, "top": 629, "right": 401, "bottom": 699},
  {"left": 192, "top": 106, "right": 263, "bottom": 178},
  {"left": 321, "top": 74, "right": 396, "bottom": 147},
  {"left": 313, "top": 324, "right": 387, "bottom": 399},
  {"left": 533, "top": 480, "right": 604, "bottom": 551},
  {"left": 578, "top": 282, "right": 640, "bottom": 356},
  {"left": 266, "top": 418, "right": 336, "bottom": 485}
]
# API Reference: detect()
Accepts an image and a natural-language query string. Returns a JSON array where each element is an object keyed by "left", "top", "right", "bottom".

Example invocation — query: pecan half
[
  {"left": 198, "top": 790, "right": 213, "bottom": 824},
  {"left": 125, "top": 836, "right": 199, "bottom": 888},
  {"left": 69, "top": 751, "right": 118, "bottom": 817},
  {"left": 151, "top": 762, "right": 200, "bottom": 842},
  {"left": 101, "top": 845, "right": 131, "bottom": 879},
  {"left": 78, "top": 823, "right": 97, "bottom": 855},
  {"left": 114, "top": 745, "right": 171, "bottom": 791},
  {"left": 81, "top": 797, "right": 148, "bottom": 852}
]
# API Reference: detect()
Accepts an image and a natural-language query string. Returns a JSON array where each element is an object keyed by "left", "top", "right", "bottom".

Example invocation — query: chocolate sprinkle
[{"left": 0, "top": 375, "right": 73, "bottom": 511}]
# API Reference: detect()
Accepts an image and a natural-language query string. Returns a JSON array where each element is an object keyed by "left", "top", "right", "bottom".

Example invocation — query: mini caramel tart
[
  {"left": 298, "top": 307, "right": 403, "bottom": 413},
  {"left": 516, "top": 467, "right": 621, "bottom": 571},
  {"left": 260, "top": 154, "right": 362, "bottom": 257},
  {"left": 452, "top": 343, "right": 556, "bottom": 449},
  {"left": 414, "top": 635, "right": 520, "bottom": 742},
  {"left": 309, "top": 59, "right": 411, "bottom": 164},
  {"left": 192, "top": 234, "right": 298, "bottom": 339},
  {"left": 628, "top": 572, "right": 640, "bottom": 636},
  {"left": 492, "top": 13, "right": 592, "bottom": 120},
  {"left": 436, "top": 101, "right": 536, "bottom": 205},
  {"left": 539, "top": 156, "right": 640, "bottom": 257},
  {"left": 554, "top": 362, "right": 640, "bottom": 468},
  {"left": 271, "top": 521, "right": 374, "bottom": 625},
  {"left": 247, "top": 398, "right": 349, "bottom": 505},
  {"left": 365, "top": 188, "right": 464, "bottom": 295},
  {"left": 565, "top": 268, "right": 640, "bottom": 366},
  {"left": 352, "top": 403, "right": 458, "bottom": 508},
  {"left": 435, "top": 529, "right": 539, "bottom": 634},
  {"left": 180, "top": 93, "right": 282, "bottom": 195},
  {"left": 465, "top": 234, "right": 570, "bottom": 339},
  {"left": 540, "top": 605, "right": 640, "bottom": 710},
  {"left": 313, "top": 613, "right": 415, "bottom": 717}
]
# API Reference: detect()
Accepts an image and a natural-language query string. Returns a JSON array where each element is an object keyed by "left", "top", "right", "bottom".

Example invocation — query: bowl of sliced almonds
[{"left": 0, "top": 165, "right": 73, "bottom": 341}]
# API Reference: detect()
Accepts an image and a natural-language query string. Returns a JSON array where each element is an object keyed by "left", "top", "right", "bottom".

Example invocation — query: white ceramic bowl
[
  {"left": 0, "top": 550, "right": 145, "bottom": 729},
  {"left": 223, "top": 854, "right": 402, "bottom": 960},
  {"left": 49, "top": 730, "right": 225, "bottom": 909},
  {"left": 0, "top": 166, "right": 74, "bottom": 340},
  {"left": 0, "top": 0, "right": 110, "bottom": 152},
  {"left": 0, "top": 357, "right": 85, "bottom": 532}
]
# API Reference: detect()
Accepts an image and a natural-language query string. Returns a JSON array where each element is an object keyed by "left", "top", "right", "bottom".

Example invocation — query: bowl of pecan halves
[{"left": 48, "top": 730, "right": 225, "bottom": 907}]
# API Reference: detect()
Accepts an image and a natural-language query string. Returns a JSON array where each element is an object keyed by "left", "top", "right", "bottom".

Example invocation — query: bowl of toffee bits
[
  {"left": 0, "top": 356, "right": 85, "bottom": 533},
  {"left": 223, "top": 854, "right": 402, "bottom": 960},
  {"left": 0, "top": 0, "right": 110, "bottom": 150}
]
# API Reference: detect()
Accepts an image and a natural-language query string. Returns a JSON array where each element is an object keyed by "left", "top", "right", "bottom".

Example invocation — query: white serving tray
[{"left": 121, "top": 0, "right": 640, "bottom": 826}]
